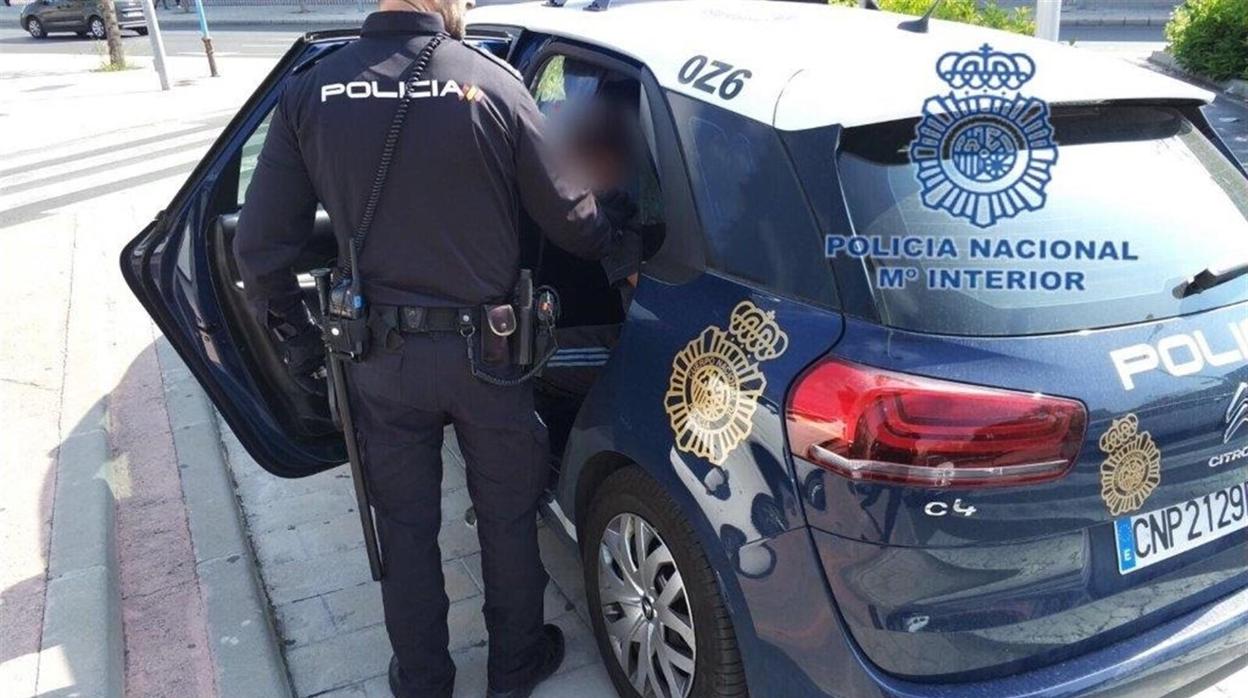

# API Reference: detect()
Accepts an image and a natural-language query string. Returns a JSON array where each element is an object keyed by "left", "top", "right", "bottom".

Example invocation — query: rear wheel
[
  {"left": 25, "top": 17, "right": 46, "bottom": 39},
  {"left": 583, "top": 467, "right": 748, "bottom": 698},
  {"left": 88, "top": 16, "right": 106, "bottom": 40}
]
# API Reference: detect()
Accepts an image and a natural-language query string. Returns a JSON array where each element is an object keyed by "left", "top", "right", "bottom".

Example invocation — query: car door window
[
  {"left": 237, "top": 111, "right": 273, "bottom": 206},
  {"left": 669, "top": 92, "right": 838, "bottom": 307},
  {"left": 529, "top": 53, "right": 666, "bottom": 255}
]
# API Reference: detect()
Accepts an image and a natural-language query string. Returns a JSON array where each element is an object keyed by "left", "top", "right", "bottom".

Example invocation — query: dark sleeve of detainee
[
  {"left": 232, "top": 93, "right": 319, "bottom": 327},
  {"left": 514, "top": 95, "right": 617, "bottom": 261}
]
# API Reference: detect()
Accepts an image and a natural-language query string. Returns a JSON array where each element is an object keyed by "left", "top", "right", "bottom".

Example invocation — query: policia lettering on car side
[{"left": 231, "top": 2, "right": 639, "bottom": 697}]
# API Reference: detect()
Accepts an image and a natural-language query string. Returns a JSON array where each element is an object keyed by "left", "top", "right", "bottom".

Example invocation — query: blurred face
[{"left": 572, "top": 145, "right": 627, "bottom": 193}]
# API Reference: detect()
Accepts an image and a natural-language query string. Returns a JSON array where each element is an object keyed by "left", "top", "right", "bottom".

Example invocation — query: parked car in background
[{"left": 20, "top": 0, "right": 147, "bottom": 40}]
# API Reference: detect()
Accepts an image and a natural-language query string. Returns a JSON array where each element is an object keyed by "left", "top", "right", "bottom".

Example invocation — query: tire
[
  {"left": 134, "top": 27, "right": 147, "bottom": 36},
  {"left": 88, "top": 16, "right": 106, "bottom": 40},
  {"left": 583, "top": 467, "right": 747, "bottom": 698},
  {"left": 25, "top": 17, "right": 46, "bottom": 39}
]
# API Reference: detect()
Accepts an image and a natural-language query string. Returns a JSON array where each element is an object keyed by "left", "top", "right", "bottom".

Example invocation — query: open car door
[
  {"left": 119, "top": 34, "right": 357, "bottom": 477},
  {"left": 122, "top": 29, "right": 523, "bottom": 477}
]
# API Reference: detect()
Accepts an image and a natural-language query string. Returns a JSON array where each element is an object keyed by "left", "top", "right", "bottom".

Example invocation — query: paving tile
[
  {"left": 359, "top": 672, "right": 394, "bottom": 698},
  {"left": 438, "top": 518, "right": 481, "bottom": 562},
  {"left": 442, "top": 462, "right": 467, "bottom": 493},
  {"left": 461, "top": 552, "right": 484, "bottom": 593},
  {"left": 263, "top": 547, "right": 375, "bottom": 605},
  {"left": 252, "top": 527, "right": 307, "bottom": 568},
  {"left": 535, "top": 661, "right": 616, "bottom": 698},
  {"left": 448, "top": 596, "right": 489, "bottom": 653},
  {"left": 313, "top": 682, "right": 367, "bottom": 698},
  {"left": 441, "top": 488, "right": 473, "bottom": 524},
  {"left": 544, "top": 579, "right": 579, "bottom": 622},
  {"left": 285, "top": 624, "right": 391, "bottom": 698},
  {"left": 233, "top": 466, "right": 351, "bottom": 505},
  {"left": 539, "top": 526, "right": 588, "bottom": 625},
  {"left": 449, "top": 645, "right": 489, "bottom": 698},
  {"left": 274, "top": 595, "right": 336, "bottom": 648},
  {"left": 322, "top": 582, "right": 384, "bottom": 635},
  {"left": 552, "top": 614, "right": 599, "bottom": 677},
  {"left": 295, "top": 513, "right": 373, "bottom": 559},
  {"left": 247, "top": 489, "right": 358, "bottom": 536}
]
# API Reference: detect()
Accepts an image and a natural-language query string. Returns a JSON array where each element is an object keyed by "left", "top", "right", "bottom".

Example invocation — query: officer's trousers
[{"left": 346, "top": 332, "right": 550, "bottom": 697}]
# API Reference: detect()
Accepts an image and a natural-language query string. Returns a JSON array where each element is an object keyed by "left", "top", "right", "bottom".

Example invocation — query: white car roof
[{"left": 468, "top": 0, "right": 1211, "bottom": 129}]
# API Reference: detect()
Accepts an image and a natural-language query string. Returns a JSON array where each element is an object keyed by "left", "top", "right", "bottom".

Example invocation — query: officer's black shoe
[{"left": 485, "top": 624, "right": 565, "bottom": 698}]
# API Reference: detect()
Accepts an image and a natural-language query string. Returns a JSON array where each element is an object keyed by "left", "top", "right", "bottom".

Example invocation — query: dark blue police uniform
[{"left": 233, "top": 11, "right": 621, "bottom": 698}]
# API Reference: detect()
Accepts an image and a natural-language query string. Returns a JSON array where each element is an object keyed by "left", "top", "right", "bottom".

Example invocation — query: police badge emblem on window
[{"left": 910, "top": 44, "right": 1058, "bottom": 228}]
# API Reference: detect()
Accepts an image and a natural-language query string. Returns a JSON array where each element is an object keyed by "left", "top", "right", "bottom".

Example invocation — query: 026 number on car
[{"left": 678, "top": 55, "right": 752, "bottom": 100}]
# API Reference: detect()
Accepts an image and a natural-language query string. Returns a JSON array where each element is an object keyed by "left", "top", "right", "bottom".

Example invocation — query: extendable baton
[{"left": 311, "top": 268, "right": 384, "bottom": 581}]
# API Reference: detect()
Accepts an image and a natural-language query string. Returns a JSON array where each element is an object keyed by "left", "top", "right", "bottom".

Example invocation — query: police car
[{"left": 121, "top": 1, "right": 1248, "bottom": 696}]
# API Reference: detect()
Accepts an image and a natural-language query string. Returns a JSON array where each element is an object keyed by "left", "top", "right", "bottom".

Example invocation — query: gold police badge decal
[
  {"left": 1098, "top": 413, "right": 1162, "bottom": 516},
  {"left": 664, "top": 301, "right": 789, "bottom": 465}
]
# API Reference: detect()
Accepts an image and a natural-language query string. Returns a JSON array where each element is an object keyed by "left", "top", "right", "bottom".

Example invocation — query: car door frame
[{"left": 121, "top": 36, "right": 354, "bottom": 478}]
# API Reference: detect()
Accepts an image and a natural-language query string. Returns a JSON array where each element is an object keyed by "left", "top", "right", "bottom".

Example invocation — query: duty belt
[{"left": 384, "top": 305, "right": 477, "bottom": 334}]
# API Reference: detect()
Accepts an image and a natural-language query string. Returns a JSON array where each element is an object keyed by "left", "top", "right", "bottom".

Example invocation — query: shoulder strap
[{"left": 342, "top": 32, "right": 451, "bottom": 280}]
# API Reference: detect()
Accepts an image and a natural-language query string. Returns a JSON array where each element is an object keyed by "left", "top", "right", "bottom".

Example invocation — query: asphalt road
[{"left": 0, "top": 23, "right": 330, "bottom": 58}]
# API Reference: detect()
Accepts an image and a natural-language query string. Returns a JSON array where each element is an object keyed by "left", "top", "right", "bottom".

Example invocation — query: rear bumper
[
  {"left": 868, "top": 578, "right": 1248, "bottom": 698},
  {"left": 797, "top": 524, "right": 1248, "bottom": 697}
]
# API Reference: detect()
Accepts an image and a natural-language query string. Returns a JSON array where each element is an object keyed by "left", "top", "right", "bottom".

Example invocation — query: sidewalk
[
  {"left": 214, "top": 406, "right": 614, "bottom": 697},
  {"left": 0, "top": 52, "right": 288, "bottom": 698},
  {"left": 0, "top": 2, "right": 1174, "bottom": 31}
]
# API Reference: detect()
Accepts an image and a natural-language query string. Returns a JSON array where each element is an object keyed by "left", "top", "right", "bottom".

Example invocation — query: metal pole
[
  {"left": 138, "top": 0, "right": 171, "bottom": 91},
  {"left": 1035, "top": 0, "right": 1061, "bottom": 42},
  {"left": 193, "top": 0, "right": 219, "bottom": 77}
]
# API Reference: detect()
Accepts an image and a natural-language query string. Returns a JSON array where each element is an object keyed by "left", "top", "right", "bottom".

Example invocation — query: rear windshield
[{"left": 837, "top": 106, "right": 1248, "bottom": 335}]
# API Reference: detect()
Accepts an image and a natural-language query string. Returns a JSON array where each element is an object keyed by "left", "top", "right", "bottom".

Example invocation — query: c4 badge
[
  {"left": 664, "top": 301, "right": 788, "bottom": 465},
  {"left": 1099, "top": 413, "right": 1162, "bottom": 516}
]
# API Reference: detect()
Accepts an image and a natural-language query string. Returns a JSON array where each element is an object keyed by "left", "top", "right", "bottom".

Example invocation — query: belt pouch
[
  {"left": 482, "top": 304, "right": 515, "bottom": 366},
  {"left": 324, "top": 314, "right": 371, "bottom": 361}
]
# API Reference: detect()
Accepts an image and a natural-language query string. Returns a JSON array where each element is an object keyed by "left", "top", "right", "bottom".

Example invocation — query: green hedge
[
  {"left": 827, "top": 0, "right": 1035, "bottom": 35},
  {"left": 1165, "top": 0, "right": 1248, "bottom": 82}
]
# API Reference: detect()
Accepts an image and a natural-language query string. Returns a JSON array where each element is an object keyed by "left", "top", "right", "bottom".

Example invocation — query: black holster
[{"left": 469, "top": 271, "right": 558, "bottom": 386}]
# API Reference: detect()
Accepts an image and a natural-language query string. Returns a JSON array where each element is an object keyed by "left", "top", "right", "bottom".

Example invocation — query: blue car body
[{"left": 121, "top": 9, "right": 1248, "bottom": 697}]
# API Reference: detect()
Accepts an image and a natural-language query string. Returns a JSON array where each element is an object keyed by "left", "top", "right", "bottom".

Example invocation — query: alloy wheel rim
[
  {"left": 598, "top": 512, "right": 696, "bottom": 698},
  {"left": 29, "top": 20, "right": 42, "bottom": 36},
  {"left": 91, "top": 19, "right": 104, "bottom": 38}
]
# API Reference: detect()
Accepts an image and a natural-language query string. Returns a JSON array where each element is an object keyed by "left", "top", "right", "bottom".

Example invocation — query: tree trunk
[{"left": 100, "top": 0, "right": 126, "bottom": 69}]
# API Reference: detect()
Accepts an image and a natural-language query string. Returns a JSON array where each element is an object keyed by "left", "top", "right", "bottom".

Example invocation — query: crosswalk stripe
[
  {"left": 0, "top": 130, "right": 219, "bottom": 190},
  {"left": 0, "top": 147, "right": 205, "bottom": 214},
  {"left": 0, "top": 111, "right": 232, "bottom": 170}
]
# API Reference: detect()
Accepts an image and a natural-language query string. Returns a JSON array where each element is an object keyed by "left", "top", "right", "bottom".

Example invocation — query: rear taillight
[{"left": 785, "top": 359, "right": 1087, "bottom": 487}]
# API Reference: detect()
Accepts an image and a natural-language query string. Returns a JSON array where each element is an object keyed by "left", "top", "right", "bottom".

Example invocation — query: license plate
[{"left": 1114, "top": 482, "right": 1248, "bottom": 575}]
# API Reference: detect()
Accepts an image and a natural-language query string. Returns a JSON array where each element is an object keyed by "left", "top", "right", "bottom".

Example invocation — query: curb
[
  {"left": 1147, "top": 50, "right": 1248, "bottom": 104},
  {"left": 155, "top": 338, "right": 294, "bottom": 698},
  {"left": 39, "top": 402, "right": 124, "bottom": 698}
]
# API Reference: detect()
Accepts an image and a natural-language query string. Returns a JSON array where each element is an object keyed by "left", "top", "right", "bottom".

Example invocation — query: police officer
[{"left": 232, "top": 1, "right": 633, "bottom": 696}]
